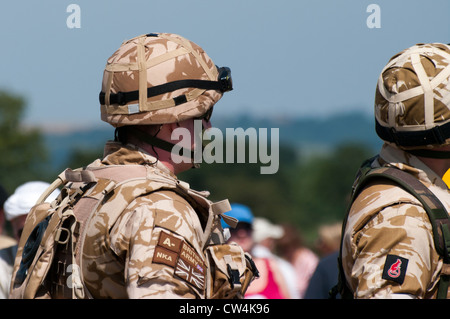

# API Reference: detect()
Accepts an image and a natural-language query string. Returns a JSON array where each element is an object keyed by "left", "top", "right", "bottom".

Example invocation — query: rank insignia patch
[
  {"left": 382, "top": 254, "right": 408, "bottom": 284},
  {"left": 152, "top": 230, "right": 206, "bottom": 291}
]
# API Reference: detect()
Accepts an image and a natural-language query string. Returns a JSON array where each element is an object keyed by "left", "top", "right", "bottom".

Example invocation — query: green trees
[
  {"left": 180, "top": 144, "right": 297, "bottom": 224},
  {"left": 0, "top": 91, "right": 49, "bottom": 193},
  {"left": 181, "top": 141, "right": 375, "bottom": 243},
  {"left": 0, "top": 88, "right": 377, "bottom": 245},
  {"left": 291, "top": 143, "right": 374, "bottom": 240}
]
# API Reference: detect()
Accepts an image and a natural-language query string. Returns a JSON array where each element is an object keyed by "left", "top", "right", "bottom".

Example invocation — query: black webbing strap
[
  {"left": 376, "top": 120, "right": 450, "bottom": 147},
  {"left": 99, "top": 79, "right": 225, "bottom": 106},
  {"left": 126, "top": 127, "right": 195, "bottom": 159}
]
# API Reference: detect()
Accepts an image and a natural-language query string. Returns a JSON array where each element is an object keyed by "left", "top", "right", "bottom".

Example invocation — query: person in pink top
[
  {"left": 222, "top": 203, "right": 293, "bottom": 299},
  {"left": 276, "top": 224, "right": 319, "bottom": 298}
]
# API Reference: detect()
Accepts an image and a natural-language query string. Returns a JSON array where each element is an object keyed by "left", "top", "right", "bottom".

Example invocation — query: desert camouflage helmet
[
  {"left": 99, "top": 33, "right": 232, "bottom": 127},
  {"left": 375, "top": 43, "right": 450, "bottom": 150}
]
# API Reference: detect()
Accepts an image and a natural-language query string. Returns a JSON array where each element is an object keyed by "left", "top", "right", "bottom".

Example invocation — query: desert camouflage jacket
[
  {"left": 80, "top": 141, "right": 228, "bottom": 298},
  {"left": 342, "top": 143, "right": 449, "bottom": 299},
  {"left": 9, "top": 141, "right": 254, "bottom": 299}
]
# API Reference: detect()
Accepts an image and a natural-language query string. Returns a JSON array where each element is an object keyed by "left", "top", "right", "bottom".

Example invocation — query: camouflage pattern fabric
[
  {"left": 78, "top": 141, "right": 219, "bottom": 298},
  {"left": 375, "top": 43, "right": 450, "bottom": 149},
  {"left": 100, "top": 33, "right": 223, "bottom": 127},
  {"left": 341, "top": 143, "right": 449, "bottom": 298},
  {"left": 11, "top": 140, "right": 246, "bottom": 299},
  {"left": 83, "top": 187, "right": 208, "bottom": 298},
  {"left": 9, "top": 141, "right": 253, "bottom": 299}
]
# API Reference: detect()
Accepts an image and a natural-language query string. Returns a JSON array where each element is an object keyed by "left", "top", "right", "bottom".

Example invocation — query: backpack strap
[
  {"left": 363, "top": 168, "right": 450, "bottom": 261},
  {"left": 332, "top": 162, "right": 450, "bottom": 299},
  {"left": 36, "top": 170, "right": 68, "bottom": 205},
  {"left": 362, "top": 167, "right": 450, "bottom": 299}
]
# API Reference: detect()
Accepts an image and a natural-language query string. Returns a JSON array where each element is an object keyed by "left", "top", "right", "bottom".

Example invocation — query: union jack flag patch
[
  {"left": 175, "top": 257, "right": 205, "bottom": 291},
  {"left": 152, "top": 231, "right": 206, "bottom": 292}
]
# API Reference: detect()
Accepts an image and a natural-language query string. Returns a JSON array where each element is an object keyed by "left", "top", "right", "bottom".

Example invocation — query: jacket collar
[
  {"left": 379, "top": 143, "right": 448, "bottom": 190},
  {"left": 101, "top": 141, "right": 175, "bottom": 177}
]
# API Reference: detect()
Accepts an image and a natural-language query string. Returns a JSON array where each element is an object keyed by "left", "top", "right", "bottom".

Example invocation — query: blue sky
[{"left": 0, "top": 0, "right": 449, "bottom": 129}]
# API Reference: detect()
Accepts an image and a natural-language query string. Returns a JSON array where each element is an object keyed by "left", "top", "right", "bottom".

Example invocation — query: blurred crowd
[
  {"left": 221, "top": 202, "right": 342, "bottom": 299},
  {"left": 0, "top": 181, "right": 341, "bottom": 299}
]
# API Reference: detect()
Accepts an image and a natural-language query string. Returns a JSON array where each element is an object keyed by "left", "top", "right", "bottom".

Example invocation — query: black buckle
[
  {"left": 217, "top": 66, "right": 233, "bottom": 92},
  {"left": 227, "top": 264, "right": 241, "bottom": 289},
  {"left": 245, "top": 254, "right": 259, "bottom": 278},
  {"left": 173, "top": 95, "right": 188, "bottom": 106}
]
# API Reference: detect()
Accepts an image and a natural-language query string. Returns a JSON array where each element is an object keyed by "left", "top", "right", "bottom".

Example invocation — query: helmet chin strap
[
  {"left": 408, "top": 149, "right": 450, "bottom": 159},
  {"left": 126, "top": 126, "right": 200, "bottom": 168}
]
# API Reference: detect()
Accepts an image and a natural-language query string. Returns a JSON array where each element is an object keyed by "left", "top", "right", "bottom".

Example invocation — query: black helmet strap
[{"left": 376, "top": 120, "right": 450, "bottom": 148}]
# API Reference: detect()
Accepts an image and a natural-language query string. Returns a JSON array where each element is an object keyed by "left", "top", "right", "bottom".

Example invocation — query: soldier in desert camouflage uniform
[
  {"left": 9, "top": 33, "right": 257, "bottom": 299},
  {"left": 340, "top": 43, "right": 450, "bottom": 299}
]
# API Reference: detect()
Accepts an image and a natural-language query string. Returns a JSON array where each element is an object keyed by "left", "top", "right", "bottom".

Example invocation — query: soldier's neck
[{"left": 417, "top": 156, "right": 450, "bottom": 179}]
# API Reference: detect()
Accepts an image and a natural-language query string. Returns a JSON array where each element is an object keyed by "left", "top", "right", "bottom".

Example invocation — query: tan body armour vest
[{"left": 9, "top": 164, "right": 258, "bottom": 299}]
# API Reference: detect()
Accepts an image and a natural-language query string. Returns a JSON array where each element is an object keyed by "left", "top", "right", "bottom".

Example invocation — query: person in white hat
[
  {"left": 4, "top": 181, "right": 60, "bottom": 241},
  {"left": 0, "top": 181, "right": 59, "bottom": 299},
  {"left": 0, "top": 185, "right": 15, "bottom": 250},
  {"left": 223, "top": 205, "right": 297, "bottom": 299},
  {"left": 252, "top": 217, "right": 300, "bottom": 299}
]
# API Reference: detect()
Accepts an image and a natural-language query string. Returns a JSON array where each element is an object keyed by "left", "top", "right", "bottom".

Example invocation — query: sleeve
[
  {"left": 347, "top": 202, "right": 441, "bottom": 299},
  {"left": 109, "top": 190, "right": 207, "bottom": 299}
]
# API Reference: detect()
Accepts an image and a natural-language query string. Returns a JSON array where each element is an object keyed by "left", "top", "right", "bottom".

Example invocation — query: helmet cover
[
  {"left": 375, "top": 43, "right": 450, "bottom": 149},
  {"left": 100, "top": 33, "right": 225, "bottom": 127}
]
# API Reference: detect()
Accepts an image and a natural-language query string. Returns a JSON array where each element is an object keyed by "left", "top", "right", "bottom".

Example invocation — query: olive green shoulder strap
[{"left": 331, "top": 163, "right": 450, "bottom": 299}]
